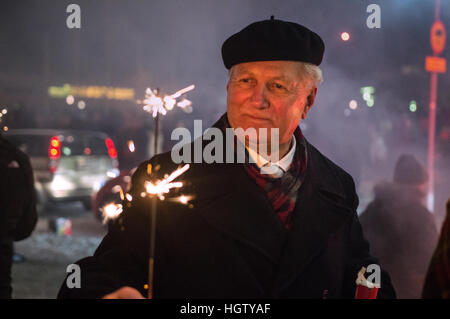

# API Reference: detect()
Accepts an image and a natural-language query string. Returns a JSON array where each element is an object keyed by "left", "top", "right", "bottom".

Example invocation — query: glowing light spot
[
  {"left": 341, "top": 32, "right": 350, "bottom": 41},
  {"left": 51, "top": 139, "right": 60, "bottom": 148},
  {"left": 66, "top": 95, "right": 74, "bottom": 105},
  {"left": 349, "top": 100, "right": 358, "bottom": 110},
  {"left": 128, "top": 140, "right": 135, "bottom": 152},
  {"left": 179, "top": 196, "right": 188, "bottom": 204},
  {"left": 77, "top": 100, "right": 86, "bottom": 110},
  {"left": 409, "top": 100, "right": 417, "bottom": 112},
  {"left": 62, "top": 147, "right": 71, "bottom": 156}
]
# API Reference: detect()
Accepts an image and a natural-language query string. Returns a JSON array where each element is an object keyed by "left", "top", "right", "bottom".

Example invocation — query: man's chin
[
  {"left": 243, "top": 115, "right": 273, "bottom": 125},
  {"left": 232, "top": 121, "right": 275, "bottom": 132}
]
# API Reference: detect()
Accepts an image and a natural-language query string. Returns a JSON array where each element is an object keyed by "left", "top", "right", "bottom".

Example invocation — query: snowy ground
[{"left": 11, "top": 202, "right": 106, "bottom": 299}]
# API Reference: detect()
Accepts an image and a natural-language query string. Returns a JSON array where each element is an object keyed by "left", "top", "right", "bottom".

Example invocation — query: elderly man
[{"left": 58, "top": 18, "right": 395, "bottom": 299}]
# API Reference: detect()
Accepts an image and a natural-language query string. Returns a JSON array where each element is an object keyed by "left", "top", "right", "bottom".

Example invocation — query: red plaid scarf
[
  {"left": 217, "top": 114, "right": 308, "bottom": 230},
  {"left": 243, "top": 128, "right": 308, "bottom": 230}
]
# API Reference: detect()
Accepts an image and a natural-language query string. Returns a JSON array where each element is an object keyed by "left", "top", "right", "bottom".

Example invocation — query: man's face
[{"left": 226, "top": 60, "right": 317, "bottom": 145}]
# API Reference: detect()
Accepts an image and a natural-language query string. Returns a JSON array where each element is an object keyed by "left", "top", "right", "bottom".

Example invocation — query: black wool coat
[
  {"left": 0, "top": 135, "right": 37, "bottom": 298},
  {"left": 58, "top": 117, "right": 396, "bottom": 299}
]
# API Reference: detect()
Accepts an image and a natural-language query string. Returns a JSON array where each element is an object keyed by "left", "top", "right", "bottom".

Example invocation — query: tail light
[
  {"left": 105, "top": 138, "right": 119, "bottom": 168},
  {"left": 48, "top": 136, "right": 61, "bottom": 173}
]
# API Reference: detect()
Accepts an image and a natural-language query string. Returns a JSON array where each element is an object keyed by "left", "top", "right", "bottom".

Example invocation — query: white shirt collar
[{"left": 245, "top": 136, "right": 296, "bottom": 178}]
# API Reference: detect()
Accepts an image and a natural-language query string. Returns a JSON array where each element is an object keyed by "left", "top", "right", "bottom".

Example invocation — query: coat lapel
[
  {"left": 194, "top": 161, "right": 287, "bottom": 264},
  {"left": 273, "top": 141, "right": 354, "bottom": 294}
]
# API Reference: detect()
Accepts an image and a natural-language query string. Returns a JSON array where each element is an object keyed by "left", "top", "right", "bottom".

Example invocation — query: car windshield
[{"left": 5, "top": 133, "right": 109, "bottom": 157}]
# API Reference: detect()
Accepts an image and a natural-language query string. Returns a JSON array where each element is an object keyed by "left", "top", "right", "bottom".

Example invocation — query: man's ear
[
  {"left": 307, "top": 87, "right": 318, "bottom": 107},
  {"left": 302, "top": 87, "right": 318, "bottom": 120}
]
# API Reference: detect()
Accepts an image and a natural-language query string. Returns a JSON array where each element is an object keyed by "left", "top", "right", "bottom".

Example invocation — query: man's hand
[{"left": 102, "top": 286, "right": 146, "bottom": 299}]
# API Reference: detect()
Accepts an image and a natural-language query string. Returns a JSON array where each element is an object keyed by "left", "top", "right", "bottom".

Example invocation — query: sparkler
[
  {"left": 100, "top": 163, "right": 191, "bottom": 298},
  {"left": 138, "top": 85, "right": 195, "bottom": 118},
  {"left": 137, "top": 85, "right": 195, "bottom": 157},
  {"left": 100, "top": 185, "right": 132, "bottom": 224},
  {"left": 144, "top": 163, "right": 190, "bottom": 299}
]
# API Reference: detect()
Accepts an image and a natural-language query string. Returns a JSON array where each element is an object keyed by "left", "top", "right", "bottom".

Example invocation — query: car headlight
[{"left": 50, "top": 175, "right": 75, "bottom": 191}]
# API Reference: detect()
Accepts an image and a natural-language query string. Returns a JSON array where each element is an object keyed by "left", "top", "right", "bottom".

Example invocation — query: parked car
[{"left": 4, "top": 129, "right": 120, "bottom": 213}]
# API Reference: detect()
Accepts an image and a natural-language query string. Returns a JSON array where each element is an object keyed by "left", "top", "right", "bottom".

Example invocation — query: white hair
[
  {"left": 298, "top": 62, "right": 323, "bottom": 88},
  {"left": 227, "top": 61, "right": 323, "bottom": 89}
]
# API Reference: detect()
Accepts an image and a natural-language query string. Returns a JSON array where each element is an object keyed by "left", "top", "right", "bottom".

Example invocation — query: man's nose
[{"left": 249, "top": 84, "right": 269, "bottom": 109}]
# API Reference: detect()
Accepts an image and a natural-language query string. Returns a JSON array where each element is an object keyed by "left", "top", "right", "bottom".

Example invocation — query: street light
[{"left": 341, "top": 32, "right": 350, "bottom": 41}]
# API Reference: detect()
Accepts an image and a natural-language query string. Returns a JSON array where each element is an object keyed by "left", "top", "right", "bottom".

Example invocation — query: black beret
[{"left": 221, "top": 17, "right": 325, "bottom": 69}]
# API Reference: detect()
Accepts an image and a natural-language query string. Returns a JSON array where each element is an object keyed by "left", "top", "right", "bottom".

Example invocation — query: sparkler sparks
[
  {"left": 176, "top": 98, "right": 192, "bottom": 109},
  {"left": 144, "top": 164, "right": 190, "bottom": 200},
  {"left": 101, "top": 203, "right": 123, "bottom": 224},
  {"left": 100, "top": 163, "right": 190, "bottom": 226},
  {"left": 170, "top": 85, "right": 195, "bottom": 99},
  {"left": 112, "top": 185, "right": 126, "bottom": 201},
  {"left": 138, "top": 85, "right": 195, "bottom": 118},
  {"left": 100, "top": 184, "right": 133, "bottom": 224},
  {"left": 179, "top": 195, "right": 188, "bottom": 204}
]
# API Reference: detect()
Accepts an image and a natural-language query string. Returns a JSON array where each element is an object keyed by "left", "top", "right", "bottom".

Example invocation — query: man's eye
[
  {"left": 239, "top": 78, "right": 251, "bottom": 83},
  {"left": 272, "top": 83, "right": 286, "bottom": 90}
]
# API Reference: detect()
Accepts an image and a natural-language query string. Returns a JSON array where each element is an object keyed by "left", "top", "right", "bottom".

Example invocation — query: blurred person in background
[
  {"left": 0, "top": 132, "right": 37, "bottom": 298},
  {"left": 422, "top": 198, "right": 450, "bottom": 299},
  {"left": 359, "top": 154, "right": 439, "bottom": 298}
]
